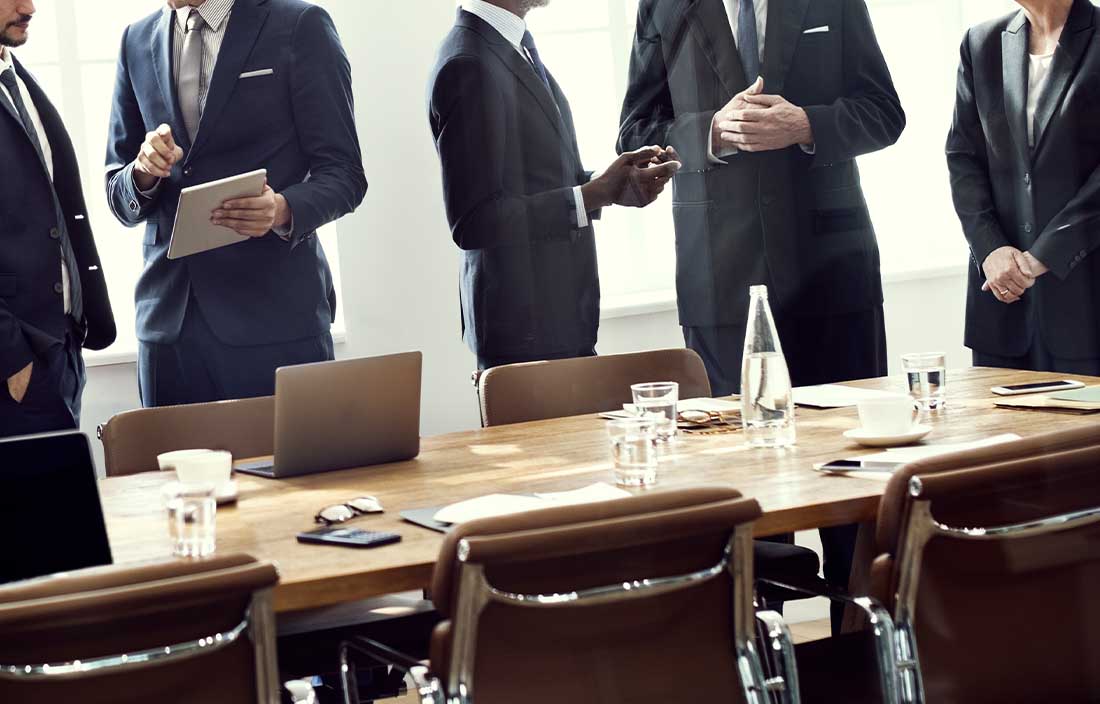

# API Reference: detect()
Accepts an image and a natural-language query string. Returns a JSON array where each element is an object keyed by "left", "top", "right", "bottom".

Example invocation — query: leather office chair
[
  {"left": 340, "top": 486, "right": 801, "bottom": 704},
  {"left": 98, "top": 396, "right": 276, "bottom": 476},
  {"left": 0, "top": 554, "right": 281, "bottom": 704},
  {"left": 790, "top": 427, "right": 1100, "bottom": 704},
  {"left": 476, "top": 348, "right": 712, "bottom": 427}
]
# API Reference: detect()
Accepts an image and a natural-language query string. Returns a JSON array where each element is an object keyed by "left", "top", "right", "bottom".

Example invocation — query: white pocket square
[
  {"left": 803, "top": 25, "right": 830, "bottom": 34},
  {"left": 239, "top": 68, "right": 274, "bottom": 79}
]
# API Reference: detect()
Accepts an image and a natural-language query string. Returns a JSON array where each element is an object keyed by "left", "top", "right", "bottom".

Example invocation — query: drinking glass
[
  {"left": 164, "top": 483, "right": 217, "bottom": 557},
  {"left": 902, "top": 352, "right": 947, "bottom": 410},
  {"left": 631, "top": 381, "right": 679, "bottom": 442},
  {"left": 606, "top": 417, "right": 658, "bottom": 487}
]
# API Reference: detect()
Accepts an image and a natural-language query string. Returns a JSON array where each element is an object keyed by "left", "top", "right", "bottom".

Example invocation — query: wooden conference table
[{"left": 99, "top": 368, "right": 1100, "bottom": 613}]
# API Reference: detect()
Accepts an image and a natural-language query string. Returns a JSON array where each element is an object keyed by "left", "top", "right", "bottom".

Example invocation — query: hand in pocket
[{"left": 7, "top": 361, "right": 32, "bottom": 403}]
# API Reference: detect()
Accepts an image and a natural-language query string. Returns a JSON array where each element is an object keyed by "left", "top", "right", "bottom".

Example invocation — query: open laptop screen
[{"left": 0, "top": 432, "right": 113, "bottom": 585}]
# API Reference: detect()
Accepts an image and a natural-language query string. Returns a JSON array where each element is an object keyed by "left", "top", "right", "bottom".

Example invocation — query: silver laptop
[{"left": 235, "top": 352, "right": 422, "bottom": 478}]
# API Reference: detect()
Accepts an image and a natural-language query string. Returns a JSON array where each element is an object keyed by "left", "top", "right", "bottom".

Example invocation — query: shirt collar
[
  {"left": 0, "top": 47, "right": 12, "bottom": 74},
  {"left": 169, "top": 0, "right": 235, "bottom": 33},
  {"left": 461, "top": 0, "right": 527, "bottom": 51}
]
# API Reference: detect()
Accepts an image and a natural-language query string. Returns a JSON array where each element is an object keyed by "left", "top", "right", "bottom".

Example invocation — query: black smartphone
[
  {"left": 990, "top": 380, "right": 1085, "bottom": 396},
  {"left": 296, "top": 527, "right": 402, "bottom": 549},
  {"left": 814, "top": 459, "right": 904, "bottom": 474}
]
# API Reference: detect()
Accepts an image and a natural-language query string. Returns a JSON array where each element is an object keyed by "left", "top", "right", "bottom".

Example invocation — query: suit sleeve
[
  {"left": 280, "top": 5, "right": 368, "bottom": 248},
  {"left": 430, "top": 56, "right": 577, "bottom": 250},
  {"left": 105, "top": 25, "right": 157, "bottom": 228},
  {"left": 946, "top": 29, "right": 1011, "bottom": 272},
  {"left": 801, "top": 0, "right": 905, "bottom": 167},
  {"left": 616, "top": 1, "right": 716, "bottom": 172},
  {"left": 1028, "top": 161, "right": 1100, "bottom": 280}
]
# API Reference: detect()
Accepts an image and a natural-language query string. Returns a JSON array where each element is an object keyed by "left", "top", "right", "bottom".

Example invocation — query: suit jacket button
[
  {"left": 53, "top": 282, "right": 63, "bottom": 294},
  {"left": 1023, "top": 223, "right": 1033, "bottom": 233},
  {"left": 183, "top": 167, "right": 193, "bottom": 176},
  {"left": 49, "top": 227, "right": 60, "bottom": 240}
]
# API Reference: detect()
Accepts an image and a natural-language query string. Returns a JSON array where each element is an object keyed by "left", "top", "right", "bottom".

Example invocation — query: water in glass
[
  {"left": 166, "top": 485, "right": 217, "bottom": 557},
  {"left": 631, "top": 382, "right": 679, "bottom": 441},
  {"left": 902, "top": 353, "right": 947, "bottom": 410},
  {"left": 606, "top": 418, "right": 658, "bottom": 487}
]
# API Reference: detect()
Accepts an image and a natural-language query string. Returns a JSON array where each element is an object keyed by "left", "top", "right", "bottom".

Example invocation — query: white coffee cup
[
  {"left": 856, "top": 395, "right": 920, "bottom": 436},
  {"left": 158, "top": 449, "right": 232, "bottom": 487}
]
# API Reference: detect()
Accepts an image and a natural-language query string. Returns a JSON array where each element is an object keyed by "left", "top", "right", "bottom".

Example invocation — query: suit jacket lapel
[
  {"left": 1032, "top": 0, "right": 1095, "bottom": 153},
  {"left": 761, "top": 0, "right": 810, "bottom": 94},
  {"left": 1002, "top": 12, "right": 1030, "bottom": 165},
  {"left": 687, "top": 0, "right": 747, "bottom": 100},
  {"left": 460, "top": 12, "right": 570, "bottom": 145},
  {"left": 150, "top": 8, "right": 190, "bottom": 153},
  {"left": 188, "top": 0, "right": 270, "bottom": 159},
  {"left": 3, "top": 59, "right": 52, "bottom": 180}
]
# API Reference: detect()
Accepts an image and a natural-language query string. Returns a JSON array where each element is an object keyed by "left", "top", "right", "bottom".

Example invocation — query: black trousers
[
  {"left": 477, "top": 347, "right": 597, "bottom": 371},
  {"left": 138, "top": 299, "right": 334, "bottom": 408},
  {"left": 685, "top": 306, "right": 887, "bottom": 633},
  {"left": 0, "top": 321, "right": 85, "bottom": 438},
  {"left": 973, "top": 336, "right": 1100, "bottom": 376}
]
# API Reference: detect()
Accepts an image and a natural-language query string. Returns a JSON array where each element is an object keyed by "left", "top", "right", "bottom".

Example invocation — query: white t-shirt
[{"left": 1027, "top": 51, "right": 1055, "bottom": 147}]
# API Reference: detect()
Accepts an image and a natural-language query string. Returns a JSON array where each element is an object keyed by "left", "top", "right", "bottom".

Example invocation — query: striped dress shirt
[{"left": 171, "top": 0, "right": 235, "bottom": 118}]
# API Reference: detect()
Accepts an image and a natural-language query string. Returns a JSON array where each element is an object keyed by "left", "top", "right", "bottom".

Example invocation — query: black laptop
[{"left": 0, "top": 432, "right": 113, "bottom": 585}]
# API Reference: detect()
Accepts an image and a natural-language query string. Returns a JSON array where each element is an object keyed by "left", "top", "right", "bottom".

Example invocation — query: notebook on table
[{"left": 995, "top": 386, "right": 1100, "bottom": 414}]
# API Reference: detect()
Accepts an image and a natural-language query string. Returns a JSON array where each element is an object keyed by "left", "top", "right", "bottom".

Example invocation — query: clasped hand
[
  {"left": 713, "top": 77, "right": 813, "bottom": 153},
  {"left": 981, "top": 246, "right": 1049, "bottom": 304}
]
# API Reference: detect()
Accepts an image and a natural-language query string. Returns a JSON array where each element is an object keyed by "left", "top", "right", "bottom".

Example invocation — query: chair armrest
[
  {"left": 757, "top": 578, "right": 920, "bottom": 704},
  {"left": 339, "top": 636, "right": 443, "bottom": 704}
]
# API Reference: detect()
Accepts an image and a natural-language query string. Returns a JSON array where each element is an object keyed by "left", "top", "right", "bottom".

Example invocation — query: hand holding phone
[{"left": 990, "top": 380, "right": 1085, "bottom": 396}]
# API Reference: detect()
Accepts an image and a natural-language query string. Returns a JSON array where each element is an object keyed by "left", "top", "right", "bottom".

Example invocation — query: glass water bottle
[{"left": 740, "top": 285, "right": 796, "bottom": 447}]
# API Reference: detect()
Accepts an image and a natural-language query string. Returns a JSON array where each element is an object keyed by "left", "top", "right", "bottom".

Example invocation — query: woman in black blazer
[{"left": 948, "top": 0, "right": 1100, "bottom": 374}]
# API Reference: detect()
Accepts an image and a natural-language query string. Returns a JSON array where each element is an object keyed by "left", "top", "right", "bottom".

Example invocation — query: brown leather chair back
[
  {"left": 0, "top": 554, "right": 281, "bottom": 704},
  {"left": 886, "top": 444, "right": 1100, "bottom": 703},
  {"left": 427, "top": 486, "right": 771, "bottom": 704},
  {"left": 99, "top": 396, "right": 275, "bottom": 476},
  {"left": 476, "top": 348, "right": 711, "bottom": 427}
]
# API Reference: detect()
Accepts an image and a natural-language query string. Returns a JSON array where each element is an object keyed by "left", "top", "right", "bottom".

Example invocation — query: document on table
[
  {"left": 829, "top": 434, "right": 1022, "bottom": 481},
  {"left": 793, "top": 384, "right": 899, "bottom": 408},
  {"left": 433, "top": 482, "right": 631, "bottom": 524}
]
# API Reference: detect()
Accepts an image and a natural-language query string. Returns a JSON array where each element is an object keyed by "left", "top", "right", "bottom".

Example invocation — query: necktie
[
  {"left": 520, "top": 30, "right": 553, "bottom": 95},
  {"left": 0, "top": 67, "right": 83, "bottom": 323},
  {"left": 178, "top": 9, "right": 205, "bottom": 142},
  {"left": 736, "top": 0, "right": 761, "bottom": 84}
]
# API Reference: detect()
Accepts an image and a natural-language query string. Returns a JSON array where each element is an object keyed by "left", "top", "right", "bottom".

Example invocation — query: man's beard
[
  {"left": 517, "top": 0, "right": 550, "bottom": 12},
  {"left": 0, "top": 17, "right": 32, "bottom": 48}
]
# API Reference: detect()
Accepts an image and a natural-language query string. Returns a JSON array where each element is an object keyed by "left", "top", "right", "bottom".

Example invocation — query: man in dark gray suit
[
  {"left": 429, "top": 0, "right": 680, "bottom": 371},
  {"left": 618, "top": 0, "right": 905, "bottom": 633}
]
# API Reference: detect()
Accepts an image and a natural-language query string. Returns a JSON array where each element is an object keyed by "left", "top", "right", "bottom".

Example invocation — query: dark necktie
[
  {"left": 520, "top": 30, "right": 553, "bottom": 95},
  {"left": 737, "top": 0, "right": 762, "bottom": 84},
  {"left": 0, "top": 67, "right": 83, "bottom": 323}
]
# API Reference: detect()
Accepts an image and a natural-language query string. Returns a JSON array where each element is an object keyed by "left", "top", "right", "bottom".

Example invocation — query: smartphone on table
[{"left": 990, "top": 380, "right": 1085, "bottom": 396}]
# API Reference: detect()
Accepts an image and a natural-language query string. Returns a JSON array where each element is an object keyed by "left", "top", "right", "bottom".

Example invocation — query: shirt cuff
[
  {"left": 707, "top": 114, "right": 736, "bottom": 164},
  {"left": 573, "top": 186, "right": 589, "bottom": 229},
  {"left": 800, "top": 143, "right": 817, "bottom": 155},
  {"left": 133, "top": 171, "right": 162, "bottom": 200},
  {"left": 273, "top": 215, "right": 294, "bottom": 242}
]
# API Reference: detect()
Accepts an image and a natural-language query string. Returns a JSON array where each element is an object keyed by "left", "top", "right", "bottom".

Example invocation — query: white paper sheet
[
  {"left": 793, "top": 384, "right": 900, "bottom": 408},
  {"left": 433, "top": 483, "right": 631, "bottom": 524}
]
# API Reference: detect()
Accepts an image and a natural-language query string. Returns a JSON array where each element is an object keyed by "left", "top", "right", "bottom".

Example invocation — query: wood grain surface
[{"left": 98, "top": 368, "right": 1100, "bottom": 612}]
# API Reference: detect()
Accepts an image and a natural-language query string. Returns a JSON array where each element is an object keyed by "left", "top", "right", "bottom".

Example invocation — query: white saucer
[
  {"left": 163, "top": 480, "right": 238, "bottom": 506},
  {"left": 843, "top": 424, "right": 932, "bottom": 448}
]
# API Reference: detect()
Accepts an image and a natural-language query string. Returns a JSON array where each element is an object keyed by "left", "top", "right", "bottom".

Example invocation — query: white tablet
[{"left": 167, "top": 168, "right": 267, "bottom": 259}]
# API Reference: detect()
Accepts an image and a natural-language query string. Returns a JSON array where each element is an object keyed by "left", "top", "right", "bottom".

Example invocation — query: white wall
[{"left": 79, "top": 0, "right": 973, "bottom": 469}]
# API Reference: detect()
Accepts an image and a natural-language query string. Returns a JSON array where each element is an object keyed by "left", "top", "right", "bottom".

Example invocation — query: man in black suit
[
  {"left": 0, "top": 0, "right": 115, "bottom": 438},
  {"left": 429, "top": 0, "right": 680, "bottom": 371},
  {"left": 949, "top": 0, "right": 1100, "bottom": 374},
  {"left": 618, "top": 0, "right": 904, "bottom": 633}
]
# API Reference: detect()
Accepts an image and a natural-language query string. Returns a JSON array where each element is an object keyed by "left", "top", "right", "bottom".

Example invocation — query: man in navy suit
[
  {"left": 0, "top": 0, "right": 115, "bottom": 437},
  {"left": 105, "top": 0, "right": 366, "bottom": 407}
]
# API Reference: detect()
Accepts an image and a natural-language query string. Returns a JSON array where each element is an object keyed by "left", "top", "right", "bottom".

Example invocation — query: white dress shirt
[
  {"left": 0, "top": 48, "right": 71, "bottom": 314},
  {"left": 1027, "top": 51, "right": 1054, "bottom": 147},
  {"left": 460, "top": 0, "right": 590, "bottom": 228}
]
